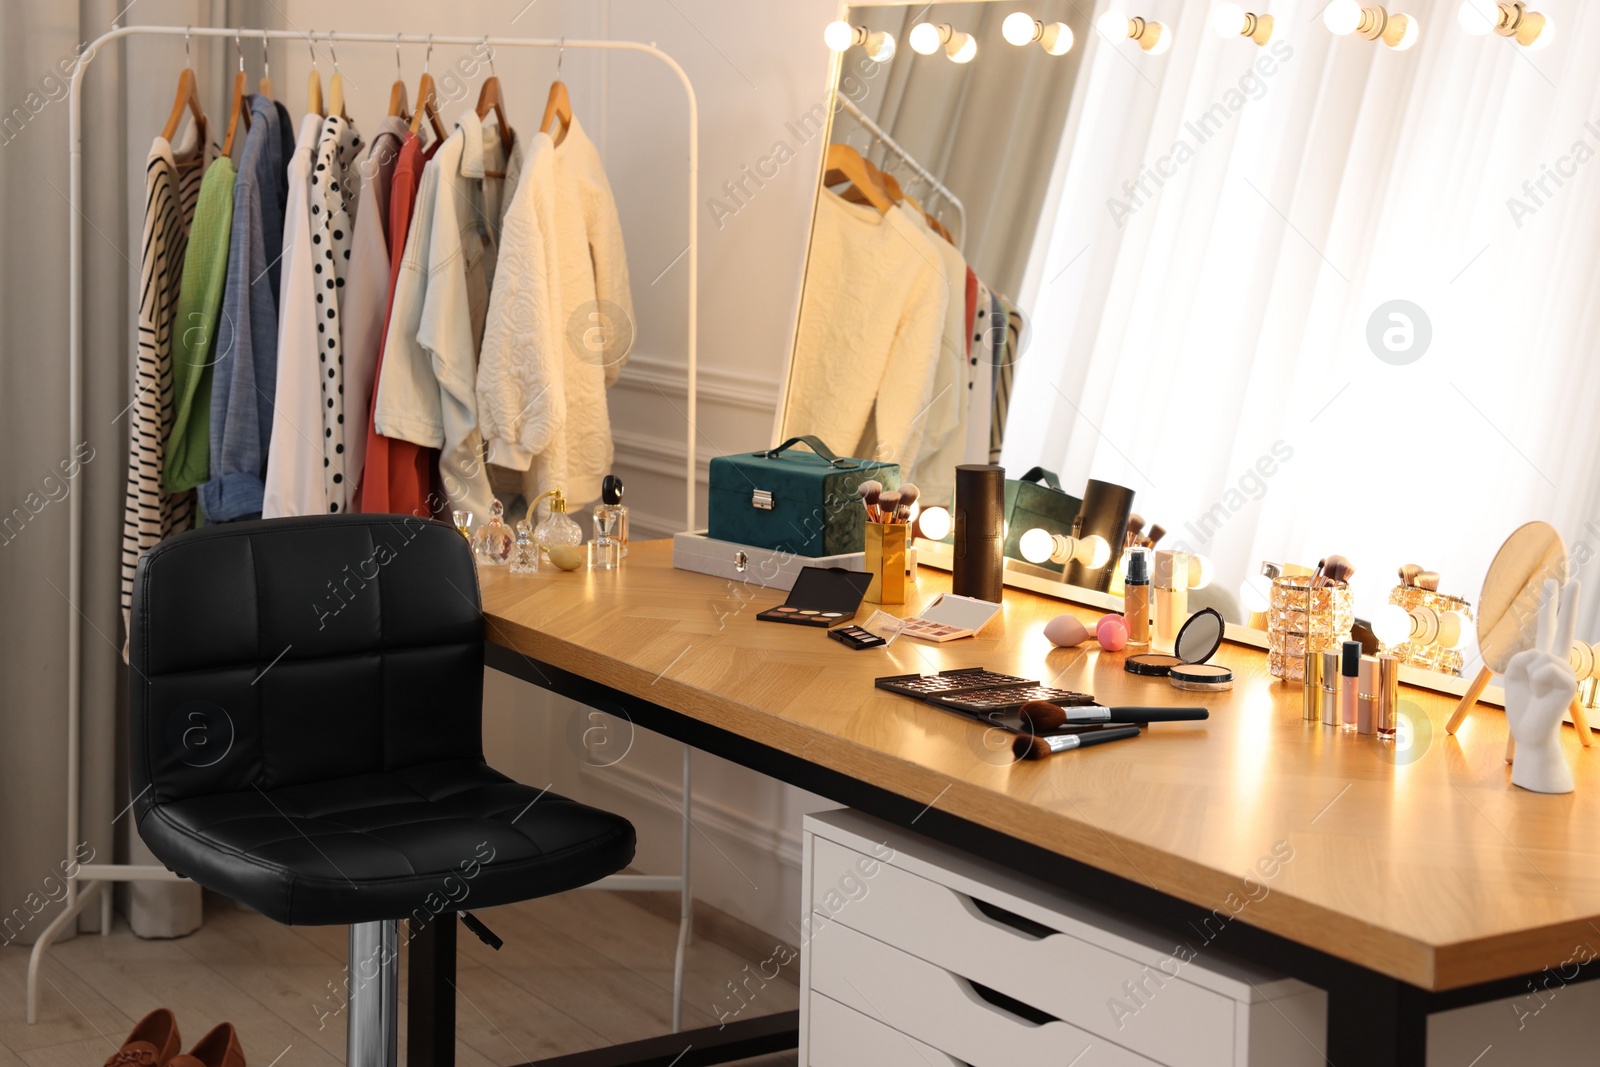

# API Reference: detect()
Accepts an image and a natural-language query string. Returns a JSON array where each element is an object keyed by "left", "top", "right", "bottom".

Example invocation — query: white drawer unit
[
  {"left": 807, "top": 991, "right": 964, "bottom": 1067},
  {"left": 800, "top": 809, "right": 1327, "bottom": 1067}
]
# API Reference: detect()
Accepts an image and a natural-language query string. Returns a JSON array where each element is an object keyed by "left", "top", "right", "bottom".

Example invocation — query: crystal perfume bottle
[
  {"left": 473, "top": 499, "right": 515, "bottom": 566},
  {"left": 591, "top": 474, "right": 627, "bottom": 569},
  {"left": 452, "top": 509, "right": 475, "bottom": 543},
  {"left": 510, "top": 524, "right": 539, "bottom": 575},
  {"left": 527, "top": 487, "right": 586, "bottom": 570}
]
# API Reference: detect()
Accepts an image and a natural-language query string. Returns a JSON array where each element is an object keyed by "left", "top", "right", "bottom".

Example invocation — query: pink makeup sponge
[
  {"left": 1096, "top": 615, "right": 1128, "bottom": 651},
  {"left": 1043, "top": 614, "right": 1092, "bottom": 647}
]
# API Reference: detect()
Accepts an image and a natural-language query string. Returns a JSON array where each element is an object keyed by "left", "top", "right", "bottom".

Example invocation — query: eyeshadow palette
[
  {"left": 874, "top": 668, "right": 1034, "bottom": 699},
  {"left": 899, "top": 594, "right": 1003, "bottom": 643},
  {"left": 829, "top": 624, "right": 887, "bottom": 650},
  {"left": 928, "top": 684, "right": 1096, "bottom": 716},
  {"left": 757, "top": 566, "right": 875, "bottom": 627}
]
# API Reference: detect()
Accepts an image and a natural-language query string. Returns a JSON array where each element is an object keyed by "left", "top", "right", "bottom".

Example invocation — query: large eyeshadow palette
[
  {"left": 874, "top": 668, "right": 1034, "bottom": 699},
  {"left": 928, "top": 684, "right": 1097, "bottom": 716}
]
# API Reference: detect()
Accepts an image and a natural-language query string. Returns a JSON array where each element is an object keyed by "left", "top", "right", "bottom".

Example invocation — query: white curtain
[{"left": 1007, "top": 0, "right": 1600, "bottom": 632}]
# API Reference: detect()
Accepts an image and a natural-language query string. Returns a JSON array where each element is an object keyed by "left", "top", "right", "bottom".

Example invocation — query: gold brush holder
[
  {"left": 864, "top": 522, "right": 908, "bottom": 605},
  {"left": 1268, "top": 575, "right": 1354, "bottom": 681}
]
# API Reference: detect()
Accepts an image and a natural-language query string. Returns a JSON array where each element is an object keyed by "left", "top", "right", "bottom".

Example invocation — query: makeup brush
[
  {"left": 1320, "top": 555, "right": 1355, "bottom": 586},
  {"left": 878, "top": 491, "right": 901, "bottom": 525},
  {"left": 857, "top": 480, "right": 883, "bottom": 522},
  {"left": 1019, "top": 700, "right": 1209, "bottom": 733},
  {"left": 1013, "top": 726, "right": 1142, "bottom": 760},
  {"left": 895, "top": 483, "right": 919, "bottom": 523},
  {"left": 1145, "top": 524, "right": 1167, "bottom": 549},
  {"left": 1125, "top": 515, "right": 1145, "bottom": 548}
]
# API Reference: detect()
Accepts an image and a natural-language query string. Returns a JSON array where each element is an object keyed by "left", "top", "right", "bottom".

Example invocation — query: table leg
[
  {"left": 407, "top": 914, "right": 457, "bottom": 1067},
  {"left": 1326, "top": 972, "right": 1428, "bottom": 1065}
]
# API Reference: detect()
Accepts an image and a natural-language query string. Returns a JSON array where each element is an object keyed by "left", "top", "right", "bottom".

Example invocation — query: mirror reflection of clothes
[{"left": 784, "top": 190, "right": 947, "bottom": 473}]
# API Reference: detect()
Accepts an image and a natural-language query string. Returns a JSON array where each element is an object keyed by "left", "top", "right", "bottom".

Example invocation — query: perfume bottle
[
  {"left": 528, "top": 487, "right": 586, "bottom": 570},
  {"left": 473, "top": 499, "right": 515, "bottom": 566},
  {"left": 510, "top": 524, "right": 539, "bottom": 575},
  {"left": 452, "top": 509, "right": 475, "bottom": 543},
  {"left": 592, "top": 475, "right": 627, "bottom": 569}
]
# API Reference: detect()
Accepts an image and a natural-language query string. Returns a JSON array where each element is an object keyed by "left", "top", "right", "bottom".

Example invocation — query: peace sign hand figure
[{"left": 1504, "top": 578, "right": 1580, "bottom": 794}]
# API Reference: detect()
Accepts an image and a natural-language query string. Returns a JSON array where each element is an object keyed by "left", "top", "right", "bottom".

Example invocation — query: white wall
[{"left": 262, "top": 0, "right": 842, "bottom": 943}]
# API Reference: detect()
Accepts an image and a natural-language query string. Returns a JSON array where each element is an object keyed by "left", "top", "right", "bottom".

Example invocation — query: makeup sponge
[
  {"left": 1096, "top": 614, "right": 1128, "bottom": 651},
  {"left": 1043, "top": 614, "right": 1092, "bottom": 647}
]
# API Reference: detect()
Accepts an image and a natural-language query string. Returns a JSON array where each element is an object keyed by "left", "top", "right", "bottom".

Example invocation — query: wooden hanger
[
  {"left": 475, "top": 40, "right": 514, "bottom": 179},
  {"left": 257, "top": 31, "right": 272, "bottom": 98},
  {"left": 540, "top": 40, "right": 572, "bottom": 147},
  {"left": 306, "top": 31, "right": 325, "bottom": 117},
  {"left": 824, "top": 143, "right": 892, "bottom": 214},
  {"left": 221, "top": 34, "right": 251, "bottom": 158},
  {"left": 409, "top": 35, "right": 448, "bottom": 143},
  {"left": 388, "top": 36, "right": 410, "bottom": 120},
  {"left": 161, "top": 29, "right": 205, "bottom": 153},
  {"left": 326, "top": 34, "right": 347, "bottom": 120}
]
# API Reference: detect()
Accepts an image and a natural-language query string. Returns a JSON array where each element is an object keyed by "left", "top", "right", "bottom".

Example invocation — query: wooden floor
[{"left": 1, "top": 891, "right": 799, "bottom": 1067}]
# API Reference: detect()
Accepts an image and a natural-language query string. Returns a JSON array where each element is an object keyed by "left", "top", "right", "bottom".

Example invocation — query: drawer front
[
  {"left": 808, "top": 991, "right": 964, "bottom": 1067},
  {"left": 811, "top": 838, "right": 1236, "bottom": 1066},
  {"left": 811, "top": 916, "right": 1160, "bottom": 1067}
]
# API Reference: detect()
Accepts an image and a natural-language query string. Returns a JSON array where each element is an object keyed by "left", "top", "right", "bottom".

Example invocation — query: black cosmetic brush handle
[
  {"left": 1107, "top": 706, "right": 1210, "bottom": 722},
  {"left": 1076, "top": 726, "right": 1144, "bottom": 747}
]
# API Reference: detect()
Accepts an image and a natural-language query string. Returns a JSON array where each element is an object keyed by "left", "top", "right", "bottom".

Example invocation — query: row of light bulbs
[{"left": 824, "top": 1, "right": 1553, "bottom": 62}]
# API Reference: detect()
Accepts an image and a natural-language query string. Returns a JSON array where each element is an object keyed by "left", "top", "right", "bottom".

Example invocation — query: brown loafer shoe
[
  {"left": 105, "top": 1008, "right": 181, "bottom": 1067},
  {"left": 170, "top": 1023, "right": 245, "bottom": 1067}
]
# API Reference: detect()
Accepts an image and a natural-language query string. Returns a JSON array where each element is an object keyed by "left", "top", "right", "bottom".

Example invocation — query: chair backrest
[{"left": 129, "top": 515, "right": 485, "bottom": 811}]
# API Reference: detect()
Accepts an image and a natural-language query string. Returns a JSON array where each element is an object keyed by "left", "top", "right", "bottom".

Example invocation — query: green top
[{"left": 164, "top": 155, "right": 236, "bottom": 494}]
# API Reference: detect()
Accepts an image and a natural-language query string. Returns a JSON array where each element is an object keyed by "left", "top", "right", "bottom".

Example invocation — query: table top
[{"left": 479, "top": 541, "right": 1600, "bottom": 991}]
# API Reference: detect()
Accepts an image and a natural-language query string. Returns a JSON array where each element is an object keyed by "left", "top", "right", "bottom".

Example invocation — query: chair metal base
[{"left": 348, "top": 921, "right": 399, "bottom": 1067}]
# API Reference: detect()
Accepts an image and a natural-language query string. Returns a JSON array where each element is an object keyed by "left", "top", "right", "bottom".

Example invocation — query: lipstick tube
[
  {"left": 1320, "top": 651, "right": 1340, "bottom": 727},
  {"left": 1358, "top": 655, "right": 1378, "bottom": 735},
  {"left": 1340, "top": 641, "right": 1361, "bottom": 732},
  {"left": 1303, "top": 651, "right": 1324, "bottom": 721}
]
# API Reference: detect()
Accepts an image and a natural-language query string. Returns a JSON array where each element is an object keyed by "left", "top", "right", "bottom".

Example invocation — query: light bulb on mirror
[
  {"left": 1457, "top": 0, "right": 1498, "bottom": 34},
  {"left": 1019, "top": 528, "right": 1111, "bottom": 568},
  {"left": 865, "top": 30, "right": 897, "bottom": 61},
  {"left": 1521, "top": 13, "right": 1554, "bottom": 49},
  {"left": 1096, "top": 10, "right": 1133, "bottom": 40},
  {"left": 1187, "top": 554, "right": 1214, "bottom": 590},
  {"left": 1140, "top": 21, "right": 1174, "bottom": 54},
  {"left": 1383, "top": 13, "right": 1420, "bottom": 50},
  {"left": 909, "top": 21, "right": 945, "bottom": 55},
  {"left": 1003, "top": 11, "right": 1039, "bottom": 45},
  {"left": 1324, "top": 0, "right": 1364, "bottom": 35},
  {"left": 1372, "top": 603, "right": 1412, "bottom": 647},
  {"left": 1438, "top": 610, "right": 1470, "bottom": 651},
  {"left": 823, "top": 20, "right": 855, "bottom": 52},
  {"left": 947, "top": 31, "right": 978, "bottom": 62},
  {"left": 1238, "top": 576, "right": 1271, "bottom": 615},
  {"left": 1042, "top": 23, "right": 1076, "bottom": 54},
  {"left": 1211, "top": 3, "right": 1248, "bottom": 37},
  {"left": 917, "top": 505, "right": 951, "bottom": 541}
]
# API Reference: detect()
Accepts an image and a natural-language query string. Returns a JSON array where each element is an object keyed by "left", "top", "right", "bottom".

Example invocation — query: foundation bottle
[{"left": 1124, "top": 547, "right": 1152, "bottom": 651}]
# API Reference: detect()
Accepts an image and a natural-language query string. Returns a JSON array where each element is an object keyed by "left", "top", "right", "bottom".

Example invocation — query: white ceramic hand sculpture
[{"left": 1504, "top": 578, "right": 1580, "bottom": 794}]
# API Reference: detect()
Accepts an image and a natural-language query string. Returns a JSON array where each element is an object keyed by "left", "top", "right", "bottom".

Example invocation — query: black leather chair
[{"left": 129, "top": 514, "right": 635, "bottom": 1066}]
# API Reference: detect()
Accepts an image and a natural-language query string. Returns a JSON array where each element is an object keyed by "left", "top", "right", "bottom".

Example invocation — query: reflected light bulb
[
  {"left": 1439, "top": 610, "right": 1470, "bottom": 651},
  {"left": 1020, "top": 527, "right": 1056, "bottom": 565},
  {"left": 1003, "top": 12, "right": 1039, "bottom": 46},
  {"left": 1187, "top": 554, "right": 1214, "bottom": 590},
  {"left": 1042, "top": 22, "right": 1076, "bottom": 54},
  {"left": 1239, "top": 576, "right": 1271, "bottom": 614},
  {"left": 909, "top": 22, "right": 944, "bottom": 54},
  {"left": 1373, "top": 603, "right": 1412, "bottom": 646},
  {"left": 918, "top": 505, "right": 951, "bottom": 541},
  {"left": 1145, "top": 22, "right": 1174, "bottom": 54},
  {"left": 1457, "top": 0, "right": 1498, "bottom": 35},
  {"left": 1211, "top": 3, "right": 1249, "bottom": 37},
  {"left": 1524, "top": 15, "right": 1554, "bottom": 50},
  {"left": 1324, "top": 0, "right": 1364, "bottom": 35},
  {"left": 1082, "top": 534, "right": 1113, "bottom": 570},
  {"left": 823, "top": 21, "right": 855, "bottom": 52},
  {"left": 865, "top": 30, "right": 896, "bottom": 61},
  {"left": 948, "top": 32, "right": 978, "bottom": 62},
  {"left": 1097, "top": 10, "right": 1131, "bottom": 39},
  {"left": 1385, "top": 13, "right": 1421, "bottom": 50}
]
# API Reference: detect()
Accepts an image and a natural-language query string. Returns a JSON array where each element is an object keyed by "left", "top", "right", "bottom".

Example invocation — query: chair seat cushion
[{"left": 135, "top": 758, "right": 635, "bottom": 926}]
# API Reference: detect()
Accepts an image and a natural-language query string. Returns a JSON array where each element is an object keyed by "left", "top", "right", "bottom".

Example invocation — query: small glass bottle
[
  {"left": 592, "top": 474, "right": 627, "bottom": 569},
  {"left": 452, "top": 509, "right": 475, "bottom": 543},
  {"left": 473, "top": 499, "right": 515, "bottom": 566},
  {"left": 510, "top": 524, "right": 539, "bottom": 575},
  {"left": 529, "top": 487, "right": 586, "bottom": 570}
]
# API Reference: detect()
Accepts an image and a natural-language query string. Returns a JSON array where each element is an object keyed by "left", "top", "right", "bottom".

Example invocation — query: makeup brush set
[
  {"left": 857, "top": 479, "right": 919, "bottom": 524},
  {"left": 875, "top": 668, "right": 1209, "bottom": 758}
]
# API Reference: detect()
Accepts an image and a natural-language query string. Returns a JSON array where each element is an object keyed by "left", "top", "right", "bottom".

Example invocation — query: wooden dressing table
[{"left": 412, "top": 541, "right": 1600, "bottom": 1066}]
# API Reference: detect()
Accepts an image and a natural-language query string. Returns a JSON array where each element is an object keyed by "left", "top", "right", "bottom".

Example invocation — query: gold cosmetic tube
[
  {"left": 1378, "top": 655, "right": 1400, "bottom": 740},
  {"left": 1303, "top": 651, "right": 1324, "bottom": 720}
]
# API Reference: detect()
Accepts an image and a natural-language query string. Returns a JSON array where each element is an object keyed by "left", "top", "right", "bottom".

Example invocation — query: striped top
[{"left": 120, "top": 128, "right": 211, "bottom": 646}]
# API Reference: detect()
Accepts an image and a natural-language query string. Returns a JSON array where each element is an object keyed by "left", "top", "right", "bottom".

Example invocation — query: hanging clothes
[
  {"left": 200, "top": 95, "right": 289, "bottom": 522},
  {"left": 782, "top": 190, "right": 946, "bottom": 474},
  {"left": 340, "top": 115, "right": 408, "bottom": 498},
  {"left": 263, "top": 113, "right": 331, "bottom": 517},
  {"left": 374, "top": 111, "right": 523, "bottom": 520},
  {"left": 163, "top": 154, "right": 235, "bottom": 496},
  {"left": 896, "top": 211, "right": 969, "bottom": 508},
  {"left": 990, "top": 296, "right": 1020, "bottom": 464},
  {"left": 120, "top": 123, "right": 210, "bottom": 644},
  {"left": 355, "top": 130, "right": 440, "bottom": 517},
  {"left": 963, "top": 286, "right": 996, "bottom": 467},
  {"left": 309, "top": 113, "right": 365, "bottom": 513}
]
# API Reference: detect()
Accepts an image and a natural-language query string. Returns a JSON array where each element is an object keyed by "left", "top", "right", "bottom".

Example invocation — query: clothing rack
[
  {"left": 33, "top": 24, "right": 701, "bottom": 1030},
  {"left": 837, "top": 95, "right": 966, "bottom": 250}
]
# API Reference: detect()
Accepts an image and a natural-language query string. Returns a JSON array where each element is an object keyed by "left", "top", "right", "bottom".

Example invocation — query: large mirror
[{"left": 777, "top": 0, "right": 1599, "bottom": 698}]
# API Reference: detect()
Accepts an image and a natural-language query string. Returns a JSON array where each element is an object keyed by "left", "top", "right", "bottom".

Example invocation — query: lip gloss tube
[
  {"left": 1341, "top": 641, "right": 1361, "bottom": 732},
  {"left": 1358, "top": 655, "right": 1378, "bottom": 735}
]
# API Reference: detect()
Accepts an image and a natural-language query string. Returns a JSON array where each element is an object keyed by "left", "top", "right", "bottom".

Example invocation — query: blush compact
[
  {"left": 1166, "top": 608, "right": 1234, "bottom": 691},
  {"left": 757, "top": 566, "right": 875, "bottom": 628}
]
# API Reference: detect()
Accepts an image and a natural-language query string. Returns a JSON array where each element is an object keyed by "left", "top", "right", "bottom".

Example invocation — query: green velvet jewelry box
[{"left": 707, "top": 436, "right": 900, "bottom": 557}]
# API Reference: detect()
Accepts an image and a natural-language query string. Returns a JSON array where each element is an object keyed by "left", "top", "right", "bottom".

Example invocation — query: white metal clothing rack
[
  {"left": 837, "top": 95, "right": 966, "bottom": 250},
  {"left": 34, "top": 24, "right": 701, "bottom": 1030}
]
